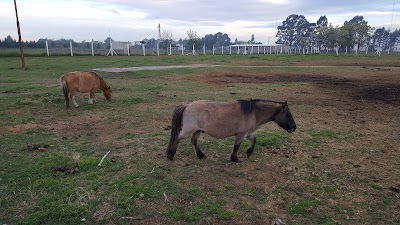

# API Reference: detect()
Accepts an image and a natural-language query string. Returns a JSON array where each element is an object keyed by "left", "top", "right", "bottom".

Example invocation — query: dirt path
[{"left": 93, "top": 64, "right": 334, "bottom": 73}]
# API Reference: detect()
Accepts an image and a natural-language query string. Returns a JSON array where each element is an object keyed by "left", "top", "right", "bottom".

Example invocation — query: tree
[
  {"left": 202, "top": 32, "right": 231, "bottom": 49},
  {"left": 276, "top": 14, "right": 315, "bottom": 47},
  {"left": 186, "top": 29, "right": 201, "bottom": 50},
  {"left": 389, "top": 29, "right": 400, "bottom": 51},
  {"left": 371, "top": 27, "right": 390, "bottom": 51},
  {"left": 3, "top": 35, "right": 18, "bottom": 48},
  {"left": 160, "top": 29, "right": 174, "bottom": 50},
  {"left": 315, "top": 16, "right": 329, "bottom": 48},
  {"left": 340, "top": 16, "right": 373, "bottom": 51}
]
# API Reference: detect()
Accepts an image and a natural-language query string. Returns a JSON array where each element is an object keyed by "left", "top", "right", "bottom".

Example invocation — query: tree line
[
  {"left": 276, "top": 14, "right": 400, "bottom": 52},
  {"left": 2, "top": 14, "right": 399, "bottom": 52}
]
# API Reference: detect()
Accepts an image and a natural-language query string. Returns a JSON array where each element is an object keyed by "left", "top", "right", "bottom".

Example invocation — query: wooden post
[
  {"left": 91, "top": 39, "right": 94, "bottom": 56},
  {"left": 13, "top": 0, "right": 25, "bottom": 69},
  {"left": 157, "top": 41, "right": 159, "bottom": 56},
  {"left": 142, "top": 43, "right": 145, "bottom": 56},
  {"left": 70, "top": 40, "right": 73, "bottom": 56},
  {"left": 46, "top": 39, "right": 49, "bottom": 56},
  {"left": 127, "top": 43, "right": 130, "bottom": 56},
  {"left": 110, "top": 41, "right": 114, "bottom": 56}
]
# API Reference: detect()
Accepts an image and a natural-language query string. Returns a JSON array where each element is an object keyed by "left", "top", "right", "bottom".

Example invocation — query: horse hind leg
[
  {"left": 245, "top": 133, "right": 256, "bottom": 158},
  {"left": 167, "top": 128, "right": 191, "bottom": 160},
  {"left": 191, "top": 130, "right": 205, "bottom": 159},
  {"left": 70, "top": 92, "right": 79, "bottom": 108}
]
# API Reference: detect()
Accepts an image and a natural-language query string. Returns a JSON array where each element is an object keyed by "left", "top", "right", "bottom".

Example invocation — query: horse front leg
[
  {"left": 245, "top": 133, "right": 256, "bottom": 158},
  {"left": 191, "top": 131, "right": 205, "bottom": 159},
  {"left": 231, "top": 135, "right": 245, "bottom": 163},
  {"left": 88, "top": 91, "right": 95, "bottom": 104}
]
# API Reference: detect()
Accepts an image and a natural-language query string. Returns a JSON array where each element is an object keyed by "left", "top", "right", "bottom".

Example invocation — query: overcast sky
[{"left": 1, "top": 0, "right": 399, "bottom": 44}]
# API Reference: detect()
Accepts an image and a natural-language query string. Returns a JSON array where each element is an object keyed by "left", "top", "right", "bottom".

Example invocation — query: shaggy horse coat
[{"left": 166, "top": 99, "right": 296, "bottom": 162}]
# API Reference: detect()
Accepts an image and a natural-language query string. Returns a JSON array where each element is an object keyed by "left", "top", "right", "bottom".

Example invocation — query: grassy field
[{"left": 0, "top": 54, "right": 399, "bottom": 225}]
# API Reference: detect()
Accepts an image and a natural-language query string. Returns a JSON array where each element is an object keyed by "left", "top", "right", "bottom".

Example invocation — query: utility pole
[
  {"left": 14, "top": 0, "right": 26, "bottom": 69},
  {"left": 157, "top": 24, "right": 161, "bottom": 56},
  {"left": 158, "top": 24, "right": 161, "bottom": 40}
]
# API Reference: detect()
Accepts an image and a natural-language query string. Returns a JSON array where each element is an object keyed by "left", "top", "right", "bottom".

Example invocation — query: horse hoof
[
  {"left": 230, "top": 155, "right": 240, "bottom": 163},
  {"left": 167, "top": 154, "right": 174, "bottom": 161},
  {"left": 197, "top": 152, "right": 206, "bottom": 159}
]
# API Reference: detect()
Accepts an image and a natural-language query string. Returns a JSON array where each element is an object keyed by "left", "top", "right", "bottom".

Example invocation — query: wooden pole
[
  {"left": 70, "top": 40, "right": 73, "bottom": 56},
  {"left": 45, "top": 39, "right": 49, "bottom": 56},
  {"left": 14, "top": 0, "right": 25, "bottom": 69},
  {"left": 91, "top": 39, "right": 94, "bottom": 56}
]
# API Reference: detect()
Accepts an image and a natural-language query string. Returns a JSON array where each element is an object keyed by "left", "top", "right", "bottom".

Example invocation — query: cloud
[{"left": 1, "top": 0, "right": 398, "bottom": 43}]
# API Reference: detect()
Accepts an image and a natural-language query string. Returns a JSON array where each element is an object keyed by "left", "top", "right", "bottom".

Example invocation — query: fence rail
[{"left": 1, "top": 44, "right": 399, "bottom": 57}]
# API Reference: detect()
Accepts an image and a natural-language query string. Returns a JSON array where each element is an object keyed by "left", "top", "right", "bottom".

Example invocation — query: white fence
[{"left": 2, "top": 39, "right": 399, "bottom": 56}]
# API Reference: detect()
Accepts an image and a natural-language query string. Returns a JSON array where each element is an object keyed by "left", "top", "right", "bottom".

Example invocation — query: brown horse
[
  {"left": 60, "top": 71, "right": 112, "bottom": 108},
  {"left": 166, "top": 99, "right": 296, "bottom": 162}
]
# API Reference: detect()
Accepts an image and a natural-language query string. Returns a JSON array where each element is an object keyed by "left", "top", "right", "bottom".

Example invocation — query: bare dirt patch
[
  {"left": 162, "top": 67, "right": 400, "bottom": 224},
  {"left": 6, "top": 123, "right": 40, "bottom": 133},
  {"left": 181, "top": 68, "right": 400, "bottom": 106}
]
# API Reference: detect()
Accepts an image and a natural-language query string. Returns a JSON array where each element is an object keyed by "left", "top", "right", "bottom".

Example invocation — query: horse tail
[
  {"left": 166, "top": 104, "right": 187, "bottom": 159},
  {"left": 60, "top": 76, "right": 70, "bottom": 108}
]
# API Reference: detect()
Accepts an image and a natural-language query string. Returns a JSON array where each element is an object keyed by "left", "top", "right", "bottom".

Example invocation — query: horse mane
[
  {"left": 237, "top": 99, "right": 287, "bottom": 114},
  {"left": 89, "top": 72, "right": 109, "bottom": 89}
]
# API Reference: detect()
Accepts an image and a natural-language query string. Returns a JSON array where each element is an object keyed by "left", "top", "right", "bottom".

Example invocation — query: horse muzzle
[{"left": 286, "top": 125, "right": 296, "bottom": 133}]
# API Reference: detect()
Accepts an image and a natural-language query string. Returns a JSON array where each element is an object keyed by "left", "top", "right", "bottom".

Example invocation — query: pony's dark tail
[
  {"left": 166, "top": 104, "right": 187, "bottom": 160},
  {"left": 60, "top": 77, "right": 70, "bottom": 108}
]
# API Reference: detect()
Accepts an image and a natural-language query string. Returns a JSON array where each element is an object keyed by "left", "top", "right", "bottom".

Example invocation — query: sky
[{"left": 1, "top": 0, "right": 399, "bottom": 44}]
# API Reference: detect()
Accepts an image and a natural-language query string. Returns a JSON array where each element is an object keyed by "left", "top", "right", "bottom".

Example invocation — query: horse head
[
  {"left": 274, "top": 101, "right": 296, "bottom": 133},
  {"left": 103, "top": 86, "right": 112, "bottom": 101}
]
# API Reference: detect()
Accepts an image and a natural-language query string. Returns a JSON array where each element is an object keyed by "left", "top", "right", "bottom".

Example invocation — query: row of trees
[
  {"left": 0, "top": 31, "right": 252, "bottom": 50},
  {"left": 2, "top": 14, "right": 400, "bottom": 52},
  {"left": 0, "top": 35, "right": 109, "bottom": 49},
  {"left": 276, "top": 14, "right": 400, "bottom": 52}
]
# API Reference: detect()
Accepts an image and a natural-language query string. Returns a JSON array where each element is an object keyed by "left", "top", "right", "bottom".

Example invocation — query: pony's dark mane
[
  {"left": 89, "top": 72, "right": 109, "bottom": 89},
  {"left": 237, "top": 99, "right": 287, "bottom": 114}
]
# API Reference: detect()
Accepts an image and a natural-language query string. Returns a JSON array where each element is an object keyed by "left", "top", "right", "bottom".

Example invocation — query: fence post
[
  {"left": 192, "top": 44, "right": 195, "bottom": 55},
  {"left": 127, "top": 43, "right": 130, "bottom": 56},
  {"left": 91, "top": 39, "right": 94, "bottom": 56},
  {"left": 70, "top": 40, "right": 73, "bottom": 56},
  {"left": 157, "top": 41, "right": 159, "bottom": 56},
  {"left": 45, "top": 39, "right": 49, "bottom": 56},
  {"left": 203, "top": 44, "right": 205, "bottom": 55}
]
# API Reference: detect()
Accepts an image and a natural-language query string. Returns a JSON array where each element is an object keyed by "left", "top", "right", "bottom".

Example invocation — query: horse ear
[
  {"left": 108, "top": 85, "right": 111, "bottom": 89},
  {"left": 282, "top": 101, "right": 287, "bottom": 110}
]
